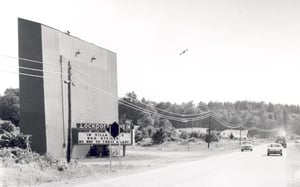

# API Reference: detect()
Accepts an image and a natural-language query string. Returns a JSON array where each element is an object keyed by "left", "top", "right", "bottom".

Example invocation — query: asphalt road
[{"left": 78, "top": 143, "right": 299, "bottom": 187}]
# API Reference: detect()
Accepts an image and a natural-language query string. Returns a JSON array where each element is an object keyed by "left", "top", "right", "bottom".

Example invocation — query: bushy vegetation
[
  {"left": 0, "top": 121, "right": 27, "bottom": 149},
  {"left": 0, "top": 88, "right": 20, "bottom": 125},
  {"left": 204, "top": 133, "right": 219, "bottom": 143},
  {"left": 152, "top": 128, "right": 166, "bottom": 144}
]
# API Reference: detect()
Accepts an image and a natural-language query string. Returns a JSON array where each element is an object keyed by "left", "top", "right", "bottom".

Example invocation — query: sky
[{"left": 0, "top": 0, "right": 300, "bottom": 105}]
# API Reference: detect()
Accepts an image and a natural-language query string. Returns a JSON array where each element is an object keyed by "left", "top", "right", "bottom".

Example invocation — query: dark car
[{"left": 275, "top": 136, "right": 287, "bottom": 148}]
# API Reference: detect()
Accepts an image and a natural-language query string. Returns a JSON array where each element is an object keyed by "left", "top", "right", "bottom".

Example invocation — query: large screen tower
[{"left": 18, "top": 18, "right": 118, "bottom": 158}]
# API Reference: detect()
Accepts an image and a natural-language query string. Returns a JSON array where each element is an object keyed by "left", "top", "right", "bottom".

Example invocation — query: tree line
[
  {"left": 119, "top": 92, "right": 300, "bottom": 136},
  {"left": 0, "top": 88, "right": 299, "bottom": 136}
]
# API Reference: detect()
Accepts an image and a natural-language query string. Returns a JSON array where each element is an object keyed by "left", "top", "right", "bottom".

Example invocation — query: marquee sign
[{"left": 72, "top": 122, "right": 132, "bottom": 145}]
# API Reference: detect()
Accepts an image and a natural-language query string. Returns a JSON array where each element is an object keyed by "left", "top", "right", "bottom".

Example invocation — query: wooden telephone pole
[
  {"left": 208, "top": 111, "right": 212, "bottom": 149},
  {"left": 66, "top": 61, "right": 72, "bottom": 163}
]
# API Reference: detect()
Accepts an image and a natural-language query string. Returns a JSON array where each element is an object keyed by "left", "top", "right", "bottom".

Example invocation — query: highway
[{"left": 78, "top": 144, "right": 299, "bottom": 187}]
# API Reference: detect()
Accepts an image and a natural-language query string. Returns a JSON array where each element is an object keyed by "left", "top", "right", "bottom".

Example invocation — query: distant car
[
  {"left": 295, "top": 139, "right": 300, "bottom": 143},
  {"left": 241, "top": 141, "right": 253, "bottom": 152},
  {"left": 267, "top": 143, "right": 283, "bottom": 156},
  {"left": 275, "top": 136, "right": 287, "bottom": 148}
]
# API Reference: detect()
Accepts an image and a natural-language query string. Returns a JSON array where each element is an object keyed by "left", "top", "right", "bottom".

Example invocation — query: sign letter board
[{"left": 72, "top": 122, "right": 132, "bottom": 145}]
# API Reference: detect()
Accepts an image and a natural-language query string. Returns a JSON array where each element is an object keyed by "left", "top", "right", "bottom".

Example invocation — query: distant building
[
  {"left": 220, "top": 129, "right": 248, "bottom": 139},
  {"left": 176, "top": 127, "right": 208, "bottom": 134}
]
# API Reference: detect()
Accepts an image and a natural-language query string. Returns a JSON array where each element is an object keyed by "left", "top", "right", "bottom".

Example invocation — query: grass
[{"left": 0, "top": 138, "right": 267, "bottom": 186}]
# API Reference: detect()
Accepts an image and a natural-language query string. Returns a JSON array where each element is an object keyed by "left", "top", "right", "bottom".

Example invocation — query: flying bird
[{"left": 179, "top": 49, "right": 188, "bottom": 55}]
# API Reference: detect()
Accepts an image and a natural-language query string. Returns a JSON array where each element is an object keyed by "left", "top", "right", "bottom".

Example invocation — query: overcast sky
[{"left": 0, "top": 0, "right": 300, "bottom": 105}]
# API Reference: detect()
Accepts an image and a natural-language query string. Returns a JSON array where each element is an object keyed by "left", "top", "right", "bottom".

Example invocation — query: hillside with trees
[{"left": 119, "top": 92, "right": 300, "bottom": 138}]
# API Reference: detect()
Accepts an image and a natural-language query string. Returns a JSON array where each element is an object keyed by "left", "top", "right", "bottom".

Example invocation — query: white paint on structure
[
  {"left": 220, "top": 129, "right": 248, "bottom": 139},
  {"left": 176, "top": 128, "right": 208, "bottom": 134},
  {"left": 41, "top": 24, "right": 118, "bottom": 158}
]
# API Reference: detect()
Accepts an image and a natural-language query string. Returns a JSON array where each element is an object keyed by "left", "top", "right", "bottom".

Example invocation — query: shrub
[
  {"left": 204, "top": 133, "right": 219, "bottom": 143},
  {"left": 152, "top": 128, "right": 166, "bottom": 144},
  {"left": 190, "top": 131, "right": 199, "bottom": 138},
  {"left": 229, "top": 133, "right": 234, "bottom": 140},
  {"left": 138, "top": 138, "right": 153, "bottom": 147},
  {"left": 179, "top": 131, "right": 189, "bottom": 139},
  {"left": 9, "top": 134, "right": 27, "bottom": 149},
  {"left": 134, "top": 129, "right": 143, "bottom": 142},
  {"left": 190, "top": 131, "right": 206, "bottom": 139},
  {"left": 0, "top": 122, "right": 15, "bottom": 133},
  {"left": 187, "top": 137, "right": 197, "bottom": 142},
  {"left": 145, "top": 126, "right": 156, "bottom": 137}
]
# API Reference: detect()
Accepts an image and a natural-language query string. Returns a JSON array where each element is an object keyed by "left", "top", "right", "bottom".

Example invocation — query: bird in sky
[{"left": 179, "top": 49, "right": 188, "bottom": 55}]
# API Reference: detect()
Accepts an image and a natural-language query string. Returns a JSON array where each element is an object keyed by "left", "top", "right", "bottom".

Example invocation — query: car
[
  {"left": 241, "top": 141, "right": 253, "bottom": 152},
  {"left": 295, "top": 139, "right": 300, "bottom": 143},
  {"left": 267, "top": 143, "right": 283, "bottom": 156},
  {"left": 275, "top": 136, "right": 287, "bottom": 148}
]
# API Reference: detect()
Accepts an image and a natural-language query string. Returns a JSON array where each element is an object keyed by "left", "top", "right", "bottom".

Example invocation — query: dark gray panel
[{"left": 18, "top": 18, "right": 47, "bottom": 154}]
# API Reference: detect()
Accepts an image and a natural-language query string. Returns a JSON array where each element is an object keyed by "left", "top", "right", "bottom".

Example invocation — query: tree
[
  {"left": 197, "top": 102, "right": 210, "bottom": 112},
  {"left": 156, "top": 119, "right": 175, "bottom": 138},
  {"left": 124, "top": 91, "right": 138, "bottom": 103},
  {"left": 267, "top": 103, "right": 275, "bottom": 113},
  {"left": 0, "top": 88, "right": 20, "bottom": 125},
  {"left": 283, "top": 109, "right": 289, "bottom": 129},
  {"left": 137, "top": 114, "right": 154, "bottom": 128}
]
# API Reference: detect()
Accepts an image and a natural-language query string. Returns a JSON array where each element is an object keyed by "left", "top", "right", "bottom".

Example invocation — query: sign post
[
  {"left": 109, "top": 125, "right": 112, "bottom": 171},
  {"left": 118, "top": 123, "right": 121, "bottom": 169}
]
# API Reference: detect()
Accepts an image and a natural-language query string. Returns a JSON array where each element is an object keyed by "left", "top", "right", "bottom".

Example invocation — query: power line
[
  {"left": 212, "top": 114, "right": 242, "bottom": 129},
  {"left": 120, "top": 98, "right": 210, "bottom": 117},
  {"left": 118, "top": 99, "right": 211, "bottom": 122},
  {"left": 70, "top": 65, "right": 211, "bottom": 118},
  {"left": 74, "top": 80, "right": 211, "bottom": 122},
  {"left": 0, "top": 69, "right": 64, "bottom": 81},
  {"left": 211, "top": 112, "right": 243, "bottom": 128},
  {"left": 1, "top": 60, "right": 279, "bottom": 131},
  {"left": 0, "top": 54, "right": 68, "bottom": 68},
  {"left": 0, "top": 53, "right": 222, "bottom": 118},
  {"left": 119, "top": 98, "right": 210, "bottom": 119}
]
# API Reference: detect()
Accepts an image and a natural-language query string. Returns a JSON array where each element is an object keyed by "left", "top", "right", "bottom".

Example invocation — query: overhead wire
[
  {"left": 211, "top": 114, "right": 242, "bottom": 129},
  {"left": 0, "top": 54, "right": 283, "bottom": 131},
  {"left": 73, "top": 79, "right": 211, "bottom": 122},
  {"left": 211, "top": 112, "right": 279, "bottom": 132},
  {"left": 73, "top": 75, "right": 212, "bottom": 122},
  {"left": 0, "top": 54, "right": 217, "bottom": 118},
  {"left": 0, "top": 54, "right": 68, "bottom": 68},
  {"left": 119, "top": 99, "right": 211, "bottom": 122},
  {"left": 211, "top": 113, "right": 242, "bottom": 128},
  {"left": 0, "top": 69, "right": 64, "bottom": 82},
  {"left": 119, "top": 97, "right": 211, "bottom": 117}
]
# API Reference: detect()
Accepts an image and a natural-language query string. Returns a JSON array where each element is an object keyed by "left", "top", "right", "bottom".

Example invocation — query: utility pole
[
  {"left": 66, "top": 61, "right": 72, "bottom": 163},
  {"left": 118, "top": 124, "right": 121, "bottom": 169},
  {"left": 239, "top": 126, "right": 242, "bottom": 146},
  {"left": 109, "top": 125, "right": 112, "bottom": 171},
  {"left": 208, "top": 111, "right": 212, "bottom": 149}
]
